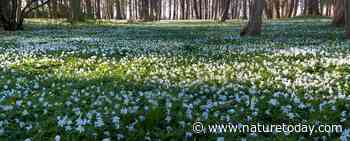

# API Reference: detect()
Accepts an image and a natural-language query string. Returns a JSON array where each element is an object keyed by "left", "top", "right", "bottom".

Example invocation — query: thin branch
[{"left": 21, "top": 0, "right": 51, "bottom": 17}]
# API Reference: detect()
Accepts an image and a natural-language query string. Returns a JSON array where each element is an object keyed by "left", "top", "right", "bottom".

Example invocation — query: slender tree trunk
[
  {"left": 115, "top": 0, "right": 121, "bottom": 19},
  {"left": 288, "top": 0, "right": 295, "bottom": 18},
  {"left": 199, "top": 0, "right": 202, "bottom": 19},
  {"left": 186, "top": 0, "right": 190, "bottom": 19},
  {"left": 241, "top": 0, "right": 265, "bottom": 36},
  {"left": 293, "top": 0, "right": 298, "bottom": 17},
  {"left": 303, "top": 0, "right": 307, "bottom": 15},
  {"left": 85, "top": 0, "right": 93, "bottom": 18},
  {"left": 265, "top": 0, "right": 273, "bottom": 19},
  {"left": 345, "top": 0, "right": 350, "bottom": 38},
  {"left": 274, "top": 0, "right": 281, "bottom": 18},
  {"left": 173, "top": 0, "right": 177, "bottom": 20},
  {"left": 128, "top": 0, "right": 134, "bottom": 21},
  {"left": 96, "top": 0, "right": 101, "bottom": 19},
  {"left": 180, "top": 0, "right": 185, "bottom": 19},
  {"left": 193, "top": 0, "right": 200, "bottom": 19},
  {"left": 51, "top": 0, "right": 58, "bottom": 18},
  {"left": 242, "top": 0, "right": 248, "bottom": 19}
]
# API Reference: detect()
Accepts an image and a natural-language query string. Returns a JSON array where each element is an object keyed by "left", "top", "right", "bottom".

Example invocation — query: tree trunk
[
  {"left": 265, "top": 0, "right": 273, "bottom": 19},
  {"left": 70, "top": 0, "right": 82, "bottom": 22},
  {"left": 305, "top": 0, "right": 320, "bottom": 16},
  {"left": 242, "top": 0, "right": 248, "bottom": 19},
  {"left": 0, "top": 0, "right": 50, "bottom": 31},
  {"left": 96, "top": 0, "right": 101, "bottom": 19},
  {"left": 85, "top": 0, "right": 93, "bottom": 18},
  {"left": 193, "top": 0, "right": 200, "bottom": 19},
  {"left": 274, "top": 0, "right": 281, "bottom": 18},
  {"left": 50, "top": 0, "right": 58, "bottom": 18},
  {"left": 180, "top": 0, "right": 185, "bottom": 19},
  {"left": 0, "top": 0, "right": 21, "bottom": 30},
  {"left": 332, "top": 0, "right": 345, "bottom": 27},
  {"left": 346, "top": 0, "right": 350, "bottom": 38},
  {"left": 293, "top": 0, "right": 298, "bottom": 17},
  {"left": 219, "top": 0, "right": 230, "bottom": 22},
  {"left": 115, "top": 0, "right": 121, "bottom": 19},
  {"left": 240, "top": 0, "right": 265, "bottom": 36},
  {"left": 287, "top": 0, "right": 295, "bottom": 18}
]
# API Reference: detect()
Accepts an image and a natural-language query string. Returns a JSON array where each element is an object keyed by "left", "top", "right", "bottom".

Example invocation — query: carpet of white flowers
[{"left": 0, "top": 19, "right": 350, "bottom": 141}]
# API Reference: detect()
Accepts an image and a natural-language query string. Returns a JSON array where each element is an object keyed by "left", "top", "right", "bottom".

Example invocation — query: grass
[{"left": 0, "top": 18, "right": 350, "bottom": 141}]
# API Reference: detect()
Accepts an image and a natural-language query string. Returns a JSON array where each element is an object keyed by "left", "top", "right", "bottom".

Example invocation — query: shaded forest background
[
  {"left": 0, "top": 0, "right": 349, "bottom": 37},
  {"left": 0, "top": 0, "right": 346, "bottom": 22}
]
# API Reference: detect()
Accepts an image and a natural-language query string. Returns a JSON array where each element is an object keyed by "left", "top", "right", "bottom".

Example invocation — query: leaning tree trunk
[
  {"left": 346, "top": 0, "right": 350, "bottom": 38},
  {"left": 332, "top": 0, "right": 345, "bottom": 27},
  {"left": 240, "top": 0, "right": 265, "bottom": 36}
]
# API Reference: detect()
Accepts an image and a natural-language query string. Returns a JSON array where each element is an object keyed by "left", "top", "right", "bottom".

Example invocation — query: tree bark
[
  {"left": 50, "top": 0, "right": 57, "bottom": 18},
  {"left": 346, "top": 0, "right": 350, "bottom": 38},
  {"left": 240, "top": 0, "right": 265, "bottom": 36},
  {"left": 85, "top": 0, "right": 93, "bottom": 18},
  {"left": 96, "top": 0, "right": 101, "bottom": 19},
  {"left": 274, "top": 0, "right": 281, "bottom": 18},
  {"left": 242, "top": 0, "right": 248, "bottom": 19},
  {"left": 0, "top": 0, "right": 50, "bottom": 31},
  {"left": 305, "top": 0, "right": 320, "bottom": 16},
  {"left": 292, "top": 0, "right": 298, "bottom": 17},
  {"left": 332, "top": 0, "right": 345, "bottom": 27},
  {"left": 219, "top": 0, "right": 231, "bottom": 22},
  {"left": 265, "top": 0, "right": 273, "bottom": 19},
  {"left": 193, "top": 0, "right": 200, "bottom": 19},
  {"left": 287, "top": 0, "right": 295, "bottom": 18},
  {"left": 70, "top": 0, "right": 82, "bottom": 22}
]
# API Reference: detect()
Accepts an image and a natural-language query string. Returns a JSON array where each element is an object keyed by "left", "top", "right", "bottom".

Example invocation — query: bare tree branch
[{"left": 21, "top": 0, "right": 51, "bottom": 17}]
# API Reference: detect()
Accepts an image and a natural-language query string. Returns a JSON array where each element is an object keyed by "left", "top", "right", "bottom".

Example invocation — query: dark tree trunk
[
  {"left": 115, "top": 0, "right": 122, "bottom": 19},
  {"left": 193, "top": 0, "right": 200, "bottom": 19},
  {"left": 240, "top": 0, "right": 265, "bottom": 36},
  {"left": 265, "top": 0, "right": 273, "bottom": 19},
  {"left": 305, "top": 0, "right": 320, "bottom": 16},
  {"left": 293, "top": 0, "right": 298, "bottom": 17},
  {"left": 274, "top": 0, "right": 281, "bottom": 18},
  {"left": 70, "top": 0, "right": 82, "bottom": 22},
  {"left": 346, "top": 0, "right": 350, "bottom": 38},
  {"left": 242, "top": 0, "right": 248, "bottom": 19},
  {"left": 199, "top": 0, "right": 202, "bottom": 19},
  {"left": 219, "top": 0, "right": 231, "bottom": 22},
  {"left": 96, "top": 0, "right": 101, "bottom": 19},
  {"left": 50, "top": 0, "right": 58, "bottom": 18},
  {"left": 287, "top": 0, "right": 295, "bottom": 18},
  {"left": 332, "top": 0, "right": 345, "bottom": 27},
  {"left": 0, "top": 0, "right": 50, "bottom": 31},
  {"left": 85, "top": 0, "right": 93, "bottom": 18},
  {"left": 180, "top": 0, "right": 185, "bottom": 19}
]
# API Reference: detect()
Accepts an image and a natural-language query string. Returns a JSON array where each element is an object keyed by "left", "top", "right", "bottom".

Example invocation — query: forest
[{"left": 1, "top": 0, "right": 350, "bottom": 141}]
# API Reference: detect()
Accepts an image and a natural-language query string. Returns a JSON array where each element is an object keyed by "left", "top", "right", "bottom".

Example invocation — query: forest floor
[{"left": 0, "top": 19, "right": 350, "bottom": 140}]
